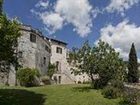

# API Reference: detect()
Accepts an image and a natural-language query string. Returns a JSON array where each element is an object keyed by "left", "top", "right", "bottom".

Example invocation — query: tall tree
[
  {"left": 128, "top": 43, "right": 139, "bottom": 83},
  {"left": 0, "top": 0, "right": 20, "bottom": 85}
]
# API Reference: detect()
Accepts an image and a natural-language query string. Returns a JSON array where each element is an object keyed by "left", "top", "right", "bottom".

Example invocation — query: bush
[
  {"left": 102, "top": 86, "right": 121, "bottom": 99},
  {"left": 17, "top": 68, "right": 40, "bottom": 87},
  {"left": 41, "top": 76, "right": 51, "bottom": 85},
  {"left": 93, "top": 79, "right": 107, "bottom": 89},
  {"left": 110, "top": 80, "right": 124, "bottom": 90},
  {"left": 121, "top": 90, "right": 140, "bottom": 105}
]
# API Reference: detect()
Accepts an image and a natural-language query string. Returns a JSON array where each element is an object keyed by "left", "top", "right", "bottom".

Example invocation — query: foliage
[
  {"left": 0, "top": 15, "right": 20, "bottom": 63},
  {"left": 47, "top": 62, "right": 56, "bottom": 79},
  {"left": 69, "top": 40, "right": 126, "bottom": 89},
  {"left": 0, "top": 0, "right": 20, "bottom": 85},
  {"left": 102, "top": 85, "right": 121, "bottom": 99},
  {"left": 102, "top": 80, "right": 124, "bottom": 99},
  {"left": 17, "top": 68, "right": 40, "bottom": 87},
  {"left": 121, "top": 90, "right": 140, "bottom": 105},
  {"left": 128, "top": 43, "right": 139, "bottom": 83}
]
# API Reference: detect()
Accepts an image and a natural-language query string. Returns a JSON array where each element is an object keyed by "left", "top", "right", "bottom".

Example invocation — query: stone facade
[
  {"left": 18, "top": 25, "right": 51, "bottom": 76},
  {"left": 50, "top": 39, "right": 90, "bottom": 84},
  {"left": 50, "top": 39, "right": 76, "bottom": 84}
]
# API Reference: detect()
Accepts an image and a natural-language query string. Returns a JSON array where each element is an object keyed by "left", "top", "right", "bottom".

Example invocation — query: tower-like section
[
  {"left": 18, "top": 25, "right": 51, "bottom": 75},
  {"left": 50, "top": 39, "right": 75, "bottom": 84}
]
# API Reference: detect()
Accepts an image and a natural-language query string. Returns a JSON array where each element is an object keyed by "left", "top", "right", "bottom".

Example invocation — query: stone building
[
  {"left": 0, "top": 24, "right": 90, "bottom": 86},
  {"left": 18, "top": 25, "right": 51, "bottom": 76},
  {"left": 19, "top": 25, "right": 90, "bottom": 84},
  {"left": 50, "top": 39, "right": 76, "bottom": 84}
]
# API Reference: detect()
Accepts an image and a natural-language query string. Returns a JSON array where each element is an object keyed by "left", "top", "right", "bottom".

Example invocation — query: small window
[
  {"left": 45, "top": 45, "right": 49, "bottom": 51},
  {"left": 30, "top": 33, "right": 36, "bottom": 43},
  {"left": 43, "top": 57, "right": 46, "bottom": 65},
  {"left": 56, "top": 61, "right": 59, "bottom": 71},
  {"left": 45, "top": 45, "right": 51, "bottom": 53},
  {"left": 56, "top": 47, "right": 62, "bottom": 54}
]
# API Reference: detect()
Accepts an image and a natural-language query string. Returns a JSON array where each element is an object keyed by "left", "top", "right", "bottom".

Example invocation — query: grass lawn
[{"left": 0, "top": 84, "right": 138, "bottom": 105}]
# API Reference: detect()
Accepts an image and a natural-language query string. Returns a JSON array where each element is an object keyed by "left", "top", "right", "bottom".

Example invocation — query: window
[
  {"left": 45, "top": 45, "right": 51, "bottom": 53},
  {"left": 56, "top": 47, "right": 62, "bottom": 54},
  {"left": 30, "top": 33, "right": 36, "bottom": 43},
  {"left": 43, "top": 57, "right": 46, "bottom": 65},
  {"left": 56, "top": 61, "right": 59, "bottom": 71},
  {"left": 45, "top": 45, "right": 49, "bottom": 51}
]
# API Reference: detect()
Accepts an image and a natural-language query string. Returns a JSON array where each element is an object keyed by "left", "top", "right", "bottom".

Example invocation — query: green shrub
[
  {"left": 110, "top": 80, "right": 124, "bottom": 90},
  {"left": 17, "top": 68, "right": 40, "bottom": 87},
  {"left": 121, "top": 90, "right": 140, "bottom": 105},
  {"left": 41, "top": 76, "right": 51, "bottom": 85},
  {"left": 102, "top": 86, "right": 121, "bottom": 99},
  {"left": 93, "top": 79, "right": 106, "bottom": 89}
]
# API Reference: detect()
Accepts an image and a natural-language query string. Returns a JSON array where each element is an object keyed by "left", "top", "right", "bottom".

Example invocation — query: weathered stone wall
[
  {"left": 50, "top": 40, "right": 76, "bottom": 84},
  {"left": 0, "top": 62, "right": 16, "bottom": 86},
  {"left": 18, "top": 25, "right": 51, "bottom": 76}
]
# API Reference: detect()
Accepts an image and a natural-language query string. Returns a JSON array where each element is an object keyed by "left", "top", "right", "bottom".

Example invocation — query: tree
[
  {"left": 0, "top": 0, "right": 20, "bottom": 85},
  {"left": 69, "top": 40, "right": 126, "bottom": 88},
  {"left": 128, "top": 43, "right": 139, "bottom": 83}
]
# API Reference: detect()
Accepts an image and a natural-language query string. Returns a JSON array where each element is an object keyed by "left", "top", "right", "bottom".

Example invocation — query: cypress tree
[{"left": 128, "top": 43, "right": 139, "bottom": 83}]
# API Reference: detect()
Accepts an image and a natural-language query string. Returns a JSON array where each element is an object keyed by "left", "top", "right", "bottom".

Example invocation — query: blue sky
[{"left": 3, "top": 0, "right": 140, "bottom": 61}]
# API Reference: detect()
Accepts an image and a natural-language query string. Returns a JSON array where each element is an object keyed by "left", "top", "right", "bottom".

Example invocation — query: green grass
[{"left": 0, "top": 84, "right": 138, "bottom": 105}]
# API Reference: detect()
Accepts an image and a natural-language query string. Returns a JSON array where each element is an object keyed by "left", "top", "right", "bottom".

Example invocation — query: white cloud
[
  {"left": 54, "top": 0, "right": 93, "bottom": 37},
  {"left": 106, "top": 0, "right": 140, "bottom": 15},
  {"left": 31, "top": 0, "right": 94, "bottom": 37},
  {"left": 35, "top": 1, "right": 49, "bottom": 9},
  {"left": 40, "top": 12, "right": 64, "bottom": 33},
  {"left": 96, "top": 20, "right": 140, "bottom": 61}
]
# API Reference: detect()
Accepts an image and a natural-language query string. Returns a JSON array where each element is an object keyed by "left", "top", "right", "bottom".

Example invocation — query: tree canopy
[
  {"left": 0, "top": 15, "right": 20, "bottom": 63},
  {"left": 69, "top": 40, "right": 126, "bottom": 88}
]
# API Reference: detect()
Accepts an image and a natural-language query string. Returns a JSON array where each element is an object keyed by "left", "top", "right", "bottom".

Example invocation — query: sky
[{"left": 3, "top": 0, "right": 140, "bottom": 61}]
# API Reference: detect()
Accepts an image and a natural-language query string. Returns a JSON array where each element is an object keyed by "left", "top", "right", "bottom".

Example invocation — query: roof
[
  {"left": 20, "top": 24, "right": 67, "bottom": 45},
  {"left": 50, "top": 38, "right": 68, "bottom": 45}
]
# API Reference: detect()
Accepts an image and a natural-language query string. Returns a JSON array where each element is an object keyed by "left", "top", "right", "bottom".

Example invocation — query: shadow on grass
[
  {"left": 72, "top": 86, "right": 92, "bottom": 92},
  {"left": 0, "top": 89, "right": 46, "bottom": 105}
]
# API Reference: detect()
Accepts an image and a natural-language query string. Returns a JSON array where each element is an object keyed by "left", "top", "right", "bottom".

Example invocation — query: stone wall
[
  {"left": 18, "top": 25, "right": 51, "bottom": 76},
  {"left": 0, "top": 62, "right": 16, "bottom": 86}
]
